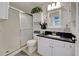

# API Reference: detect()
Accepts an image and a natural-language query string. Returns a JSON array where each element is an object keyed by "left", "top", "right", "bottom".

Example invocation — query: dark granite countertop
[{"left": 37, "top": 34, "right": 75, "bottom": 43}]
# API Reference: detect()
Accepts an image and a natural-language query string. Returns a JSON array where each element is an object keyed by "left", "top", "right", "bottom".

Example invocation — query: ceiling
[{"left": 10, "top": 2, "right": 51, "bottom": 14}]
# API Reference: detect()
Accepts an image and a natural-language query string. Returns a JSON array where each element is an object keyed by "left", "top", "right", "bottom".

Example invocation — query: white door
[
  {"left": 20, "top": 13, "right": 33, "bottom": 46},
  {"left": 38, "top": 37, "right": 51, "bottom": 56},
  {"left": 21, "top": 29, "right": 33, "bottom": 46},
  {"left": 4, "top": 8, "right": 20, "bottom": 54},
  {"left": 20, "top": 13, "right": 33, "bottom": 29}
]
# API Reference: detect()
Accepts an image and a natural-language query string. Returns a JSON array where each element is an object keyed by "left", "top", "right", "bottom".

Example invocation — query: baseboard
[{"left": 6, "top": 45, "right": 27, "bottom": 56}]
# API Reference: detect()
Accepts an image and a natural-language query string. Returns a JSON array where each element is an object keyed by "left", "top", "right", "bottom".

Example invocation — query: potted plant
[{"left": 31, "top": 6, "right": 42, "bottom": 14}]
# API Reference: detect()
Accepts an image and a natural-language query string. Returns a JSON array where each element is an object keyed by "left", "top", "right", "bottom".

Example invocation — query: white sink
[{"left": 47, "top": 35, "right": 60, "bottom": 38}]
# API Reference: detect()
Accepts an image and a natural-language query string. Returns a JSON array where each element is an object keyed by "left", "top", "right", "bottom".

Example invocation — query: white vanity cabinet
[
  {"left": 0, "top": 2, "right": 9, "bottom": 20},
  {"left": 37, "top": 36, "right": 75, "bottom": 56}
]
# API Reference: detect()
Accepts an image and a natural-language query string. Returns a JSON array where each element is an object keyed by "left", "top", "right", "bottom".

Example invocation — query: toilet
[{"left": 27, "top": 39, "right": 37, "bottom": 53}]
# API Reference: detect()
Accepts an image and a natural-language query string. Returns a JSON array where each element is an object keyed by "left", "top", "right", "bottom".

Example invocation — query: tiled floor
[
  {"left": 22, "top": 47, "right": 41, "bottom": 56},
  {"left": 14, "top": 47, "right": 41, "bottom": 56},
  {"left": 15, "top": 51, "right": 28, "bottom": 56}
]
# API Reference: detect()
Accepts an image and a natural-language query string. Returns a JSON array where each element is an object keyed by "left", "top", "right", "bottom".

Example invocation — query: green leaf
[{"left": 31, "top": 6, "right": 42, "bottom": 14}]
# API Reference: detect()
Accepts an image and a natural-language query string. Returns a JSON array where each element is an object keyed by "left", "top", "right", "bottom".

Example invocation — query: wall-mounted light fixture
[{"left": 47, "top": 2, "right": 61, "bottom": 11}]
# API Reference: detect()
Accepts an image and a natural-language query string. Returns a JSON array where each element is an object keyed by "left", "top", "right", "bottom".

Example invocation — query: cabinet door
[
  {"left": 0, "top": 2, "right": 9, "bottom": 19},
  {"left": 52, "top": 40, "right": 67, "bottom": 56},
  {"left": 38, "top": 37, "right": 51, "bottom": 56},
  {"left": 51, "top": 40, "right": 75, "bottom": 56},
  {"left": 64, "top": 42, "right": 75, "bottom": 56}
]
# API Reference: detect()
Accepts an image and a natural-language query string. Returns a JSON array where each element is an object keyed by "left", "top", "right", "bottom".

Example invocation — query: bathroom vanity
[{"left": 37, "top": 31, "right": 76, "bottom": 56}]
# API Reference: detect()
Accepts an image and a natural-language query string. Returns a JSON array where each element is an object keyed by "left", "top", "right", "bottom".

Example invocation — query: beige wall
[
  {"left": 75, "top": 2, "right": 79, "bottom": 56},
  {"left": 71, "top": 3, "right": 76, "bottom": 35},
  {"left": 0, "top": 22, "right": 7, "bottom": 55}
]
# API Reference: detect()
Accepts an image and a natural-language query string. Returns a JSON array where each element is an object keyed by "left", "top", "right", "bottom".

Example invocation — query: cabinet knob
[
  {"left": 70, "top": 45, "right": 72, "bottom": 48},
  {"left": 49, "top": 46, "right": 51, "bottom": 47},
  {"left": 49, "top": 46, "right": 54, "bottom": 48},
  {"left": 51, "top": 46, "right": 54, "bottom": 48},
  {"left": 63, "top": 44, "right": 65, "bottom": 47}
]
